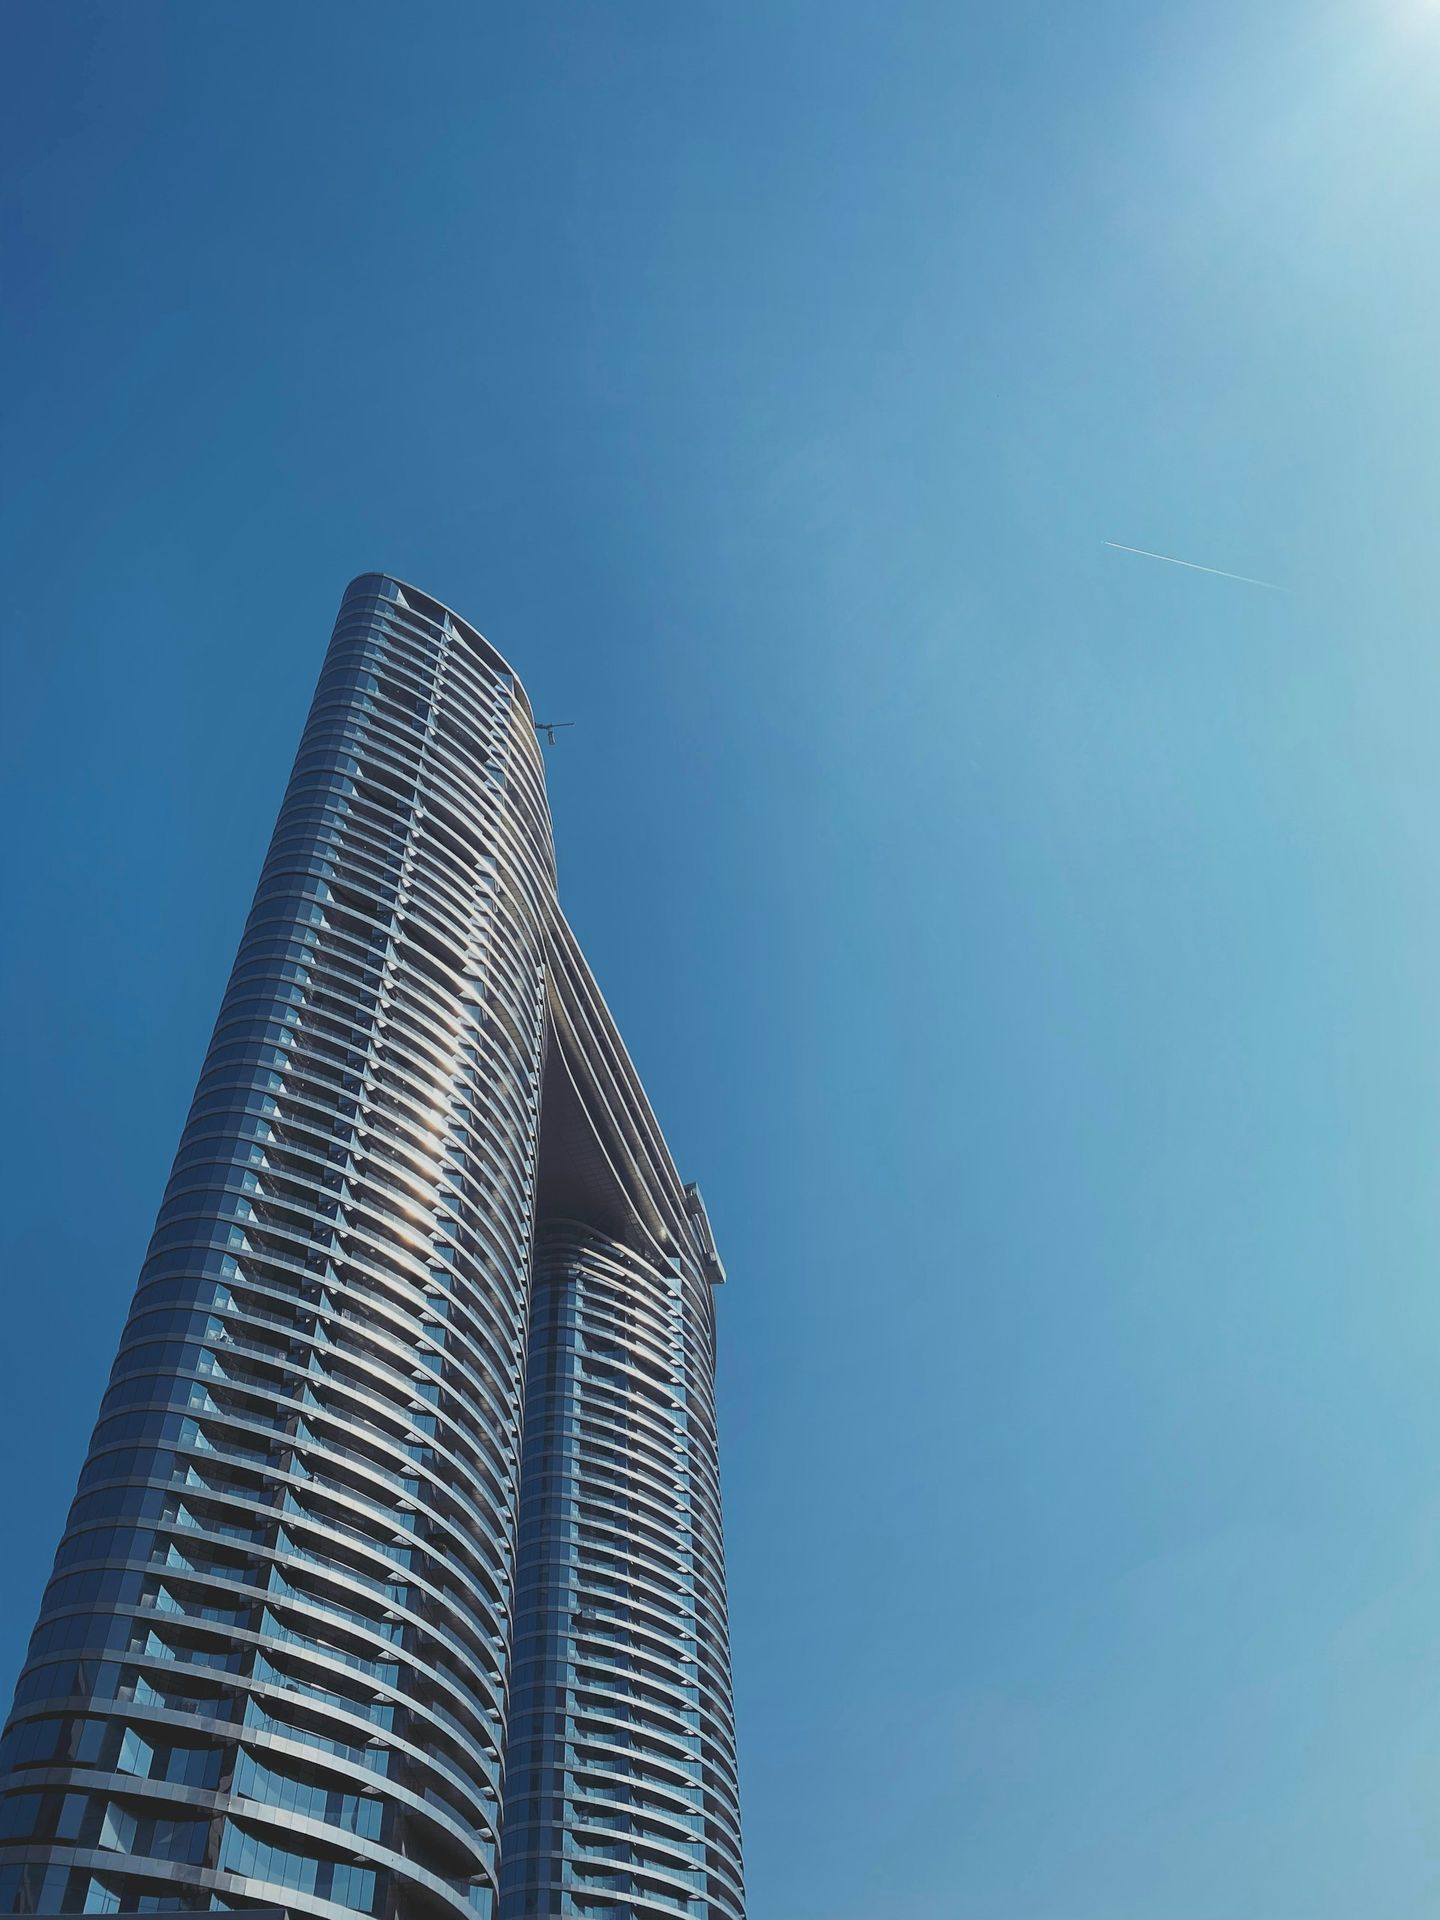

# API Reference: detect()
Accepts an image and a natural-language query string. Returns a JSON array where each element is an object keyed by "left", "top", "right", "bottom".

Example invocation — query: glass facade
[
  {"left": 0, "top": 577, "right": 744, "bottom": 1920},
  {"left": 500, "top": 1225, "right": 741, "bottom": 1920}
]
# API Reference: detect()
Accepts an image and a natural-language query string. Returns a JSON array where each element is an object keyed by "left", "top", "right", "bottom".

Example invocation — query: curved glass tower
[{"left": 0, "top": 576, "right": 744, "bottom": 1920}]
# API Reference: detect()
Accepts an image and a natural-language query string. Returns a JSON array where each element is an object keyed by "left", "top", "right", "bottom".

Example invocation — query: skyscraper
[{"left": 0, "top": 576, "right": 744, "bottom": 1920}]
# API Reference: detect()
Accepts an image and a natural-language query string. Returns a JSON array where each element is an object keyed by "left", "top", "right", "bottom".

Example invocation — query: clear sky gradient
[{"left": 4, "top": 6, "right": 1440, "bottom": 1917}]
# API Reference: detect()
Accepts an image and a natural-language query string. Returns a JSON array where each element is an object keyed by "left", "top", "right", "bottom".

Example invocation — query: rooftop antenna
[{"left": 534, "top": 721, "right": 574, "bottom": 748}]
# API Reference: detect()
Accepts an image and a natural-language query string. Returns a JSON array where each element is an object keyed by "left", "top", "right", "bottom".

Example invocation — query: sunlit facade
[{"left": 0, "top": 576, "right": 744, "bottom": 1920}]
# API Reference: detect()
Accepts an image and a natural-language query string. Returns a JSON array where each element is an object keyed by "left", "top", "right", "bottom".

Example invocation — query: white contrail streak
[{"left": 1103, "top": 539, "right": 1287, "bottom": 593}]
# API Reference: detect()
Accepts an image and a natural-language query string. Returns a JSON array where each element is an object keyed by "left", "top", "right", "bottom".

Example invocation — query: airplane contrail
[{"left": 1103, "top": 539, "right": 1287, "bottom": 593}]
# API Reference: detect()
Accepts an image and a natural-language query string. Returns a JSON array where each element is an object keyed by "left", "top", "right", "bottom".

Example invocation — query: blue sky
[{"left": 4, "top": 4, "right": 1440, "bottom": 1915}]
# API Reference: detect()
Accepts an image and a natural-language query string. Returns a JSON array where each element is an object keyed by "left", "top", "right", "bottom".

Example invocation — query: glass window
[
  {"left": 117, "top": 1727, "right": 154, "bottom": 1777},
  {"left": 99, "top": 1801, "right": 137, "bottom": 1851},
  {"left": 0, "top": 1793, "right": 42, "bottom": 1840},
  {"left": 55, "top": 1792, "right": 88, "bottom": 1840}
]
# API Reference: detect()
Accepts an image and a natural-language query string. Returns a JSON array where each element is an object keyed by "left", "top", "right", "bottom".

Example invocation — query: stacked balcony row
[{"left": 0, "top": 580, "right": 552, "bottom": 1920}]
